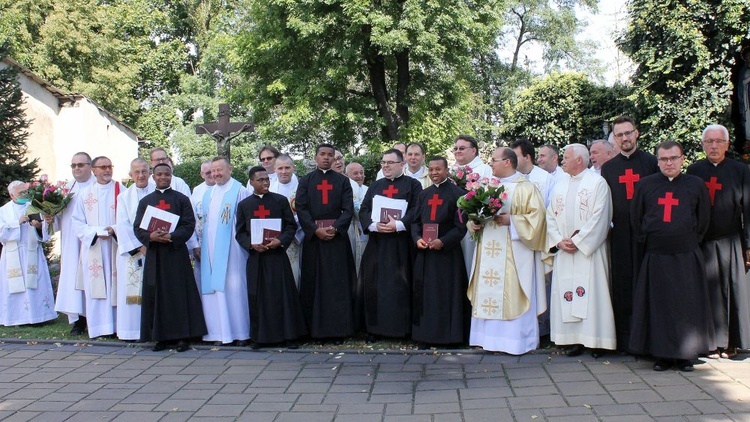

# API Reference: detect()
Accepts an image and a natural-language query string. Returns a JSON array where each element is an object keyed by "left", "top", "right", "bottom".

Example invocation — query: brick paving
[{"left": 0, "top": 341, "right": 748, "bottom": 421}]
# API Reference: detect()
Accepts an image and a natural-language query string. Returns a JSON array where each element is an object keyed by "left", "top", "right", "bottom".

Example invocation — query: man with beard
[{"left": 600, "top": 115, "right": 659, "bottom": 352}]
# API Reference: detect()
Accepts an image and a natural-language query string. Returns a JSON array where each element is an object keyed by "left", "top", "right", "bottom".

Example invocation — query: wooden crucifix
[{"left": 195, "top": 103, "right": 254, "bottom": 159}]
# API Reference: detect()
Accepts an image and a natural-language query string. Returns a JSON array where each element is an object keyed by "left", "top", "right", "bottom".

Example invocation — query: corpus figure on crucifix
[
  {"left": 235, "top": 166, "right": 307, "bottom": 349},
  {"left": 295, "top": 144, "right": 356, "bottom": 342},
  {"left": 630, "top": 141, "right": 713, "bottom": 372},
  {"left": 410, "top": 156, "right": 470, "bottom": 346},
  {"left": 195, "top": 103, "right": 254, "bottom": 159},
  {"left": 359, "top": 148, "right": 423, "bottom": 341},
  {"left": 687, "top": 124, "right": 750, "bottom": 357},
  {"left": 600, "top": 115, "right": 658, "bottom": 352}
]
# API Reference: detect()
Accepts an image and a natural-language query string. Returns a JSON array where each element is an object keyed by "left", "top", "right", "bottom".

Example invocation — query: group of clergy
[{"left": 2, "top": 116, "right": 748, "bottom": 366}]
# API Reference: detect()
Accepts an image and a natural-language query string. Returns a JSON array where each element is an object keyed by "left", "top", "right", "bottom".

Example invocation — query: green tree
[
  {"left": 0, "top": 52, "right": 38, "bottom": 205},
  {"left": 619, "top": 0, "right": 750, "bottom": 160},
  {"left": 234, "top": 0, "right": 505, "bottom": 154},
  {"left": 500, "top": 72, "right": 635, "bottom": 148}
]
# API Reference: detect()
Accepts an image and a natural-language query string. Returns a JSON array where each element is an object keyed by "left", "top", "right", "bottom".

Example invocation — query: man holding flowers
[{"left": 465, "top": 147, "right": 547, "bottom": 354}]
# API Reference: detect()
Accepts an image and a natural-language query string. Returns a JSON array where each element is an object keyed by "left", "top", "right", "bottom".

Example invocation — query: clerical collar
[
  {"left": 317, "top": 167, "right": 332, "bottom": 173},
  {"left": 386, "top": 171, "right": 404, "bottom": 181},
  {"left": 433, "top": 177, "right": 449, "bottom": 186},
  {"left": 570, "top": 169, "right": 586, "bottom": 180},
  {"left": 710, "top": 159, "right": 724, "bottom": 167},
  {"left": 254, "top": 193, "right": 265, "bottom": 198},
  {"left": 620, "top": 149, "right": 636, "bottom": 158},
  {"left": 500, "top": 171, "right": 521, "bottom": 183},
  {"left": 156, "top": 187, "right": 171, "bottom": 193}
]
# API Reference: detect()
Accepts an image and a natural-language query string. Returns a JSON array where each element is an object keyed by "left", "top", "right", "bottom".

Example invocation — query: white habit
[
  {"left": 71, "top": 181, "right": 124, "bottom": 338},
  {"left": 0, "top": 201, "right": 57, "bottom": 325},
  {"left": 546, "top": 168, "right": 616, "bottom": 350},
  {"left": 114, "top": 183, "right": 154, "bottom": 340},
  {"left": 468, "top": 173, "right": 548, "bottom": 355},
  {"left": 348, "top": 179, "right": 369, "bottom": 274},
  {"left": 191, "top": 181, "right": 211, "bottom": 291},
  {"left": 54, "top": 177, "right": 94, "bottom": 323},
  {"left": 200, "top": 179, "right": 251, "bottom": 344}
]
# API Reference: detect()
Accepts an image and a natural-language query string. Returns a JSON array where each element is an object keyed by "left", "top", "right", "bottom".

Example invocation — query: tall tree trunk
[
  {"left": 395, "top": 49, "right": 410, "bottom": 130},
  {"left": 363, "top": 27, "right": 399, "bottom": 141}
]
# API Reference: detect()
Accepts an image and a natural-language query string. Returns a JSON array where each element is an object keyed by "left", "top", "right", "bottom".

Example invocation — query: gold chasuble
[{"left": 468, "top": 174, "right": 547, "bottom": 320}]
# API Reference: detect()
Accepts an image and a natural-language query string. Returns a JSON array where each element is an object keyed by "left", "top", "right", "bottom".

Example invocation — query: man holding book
[
  {"left": 411, "top": 156, "right": 469, "bottom": 346},
  {"left": 235, "top": 166, "right": 307, "bottom": 349},
  {"left": 359, "top": 149, "right": 423, "bottom": 340}
]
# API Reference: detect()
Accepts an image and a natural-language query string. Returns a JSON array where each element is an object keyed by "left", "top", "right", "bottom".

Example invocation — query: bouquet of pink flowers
[
  {"left": 25, "top": 175, "right": 74, "bottom": 221},
  {"left": 456, "top": 176, "right": 508, "bottom": 240},
  {"left": 449, "top": 165, "right": 473, "bottom": 189}
]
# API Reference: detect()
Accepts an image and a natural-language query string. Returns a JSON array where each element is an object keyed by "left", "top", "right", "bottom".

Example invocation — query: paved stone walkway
[{"left": 0, "top": 341, "right": 748, "bottom": 421}]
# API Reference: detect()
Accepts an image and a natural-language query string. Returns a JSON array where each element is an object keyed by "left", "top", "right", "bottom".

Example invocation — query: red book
[
  {"left": 379, "top": 208, "right": 402, "bottom": 224},
  {"left": 262, "top": 228, "right": 281, "bottom": 244},
  {"left": 316, "top": 219, "right": 336, "bottom": 229},
  {"left": 422, "top": 223, "right": 439, "bottom": 243},
  {"left": 147, "top": 217, "right": 170, "bottom": 233}
]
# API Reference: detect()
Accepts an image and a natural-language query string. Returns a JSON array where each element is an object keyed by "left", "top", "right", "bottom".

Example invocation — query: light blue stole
[{"left": 201, "top": 179, "right": 242, "bottom": 294}]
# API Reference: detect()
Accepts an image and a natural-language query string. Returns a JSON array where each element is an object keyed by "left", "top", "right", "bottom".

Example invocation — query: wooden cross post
[{"left": 194, "top": 103, "right": 254, "bottom": 159}]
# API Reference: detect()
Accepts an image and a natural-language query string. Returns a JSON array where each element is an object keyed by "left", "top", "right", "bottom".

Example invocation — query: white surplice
[
  {"left": 201, "top": 179, "right": 251, "bottom": 344},
  {"left": 114, "top": 184, "right": 154, "bottom": 340},
  {"left": 348, "top": 179, "right": 369, "bottom": 274},
  {"left": 546, "top": 168, "right": 616, "bottom": 350},
  {"left": 0, "top": 201, "right": 57, "bottom": 326},
  {"left": 54, "top": 177, "right": 94, "bottom": 323},
  {"left": 459, "top": 156, "right": 494, "bottom": 277},
  {"left": 71, "top": 181, "right": 124, "bottom": 338}
]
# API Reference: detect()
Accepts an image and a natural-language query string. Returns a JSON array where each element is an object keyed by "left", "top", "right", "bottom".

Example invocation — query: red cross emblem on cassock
[
  {"left": 619, "top": 169, "right": 640, "bottom": 200},
  {"left": 317, "top": 179, "right": 333, "bottom": 205},
  {"left": 253, "top": 205, "right": 270, "bottom": 219},
  {"left": 658, "top": 192, "right": 679, "bottom": 222},
  {"left": 427, "top": 194, "right": 443, "bottom": 221},
  {"left": 382, "top": 184, "right": 399, "bottom": 198},
  {"left": 705, "top": 177, "right": 722, "bottom": 206},
  {"left": 155, "top": 199, "right": 171, "bottom": 210}
]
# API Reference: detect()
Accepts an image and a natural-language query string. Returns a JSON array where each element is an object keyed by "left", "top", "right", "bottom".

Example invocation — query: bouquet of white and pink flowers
[
  {"left": 456, "top": 176, "right": 508, "bottom": 240},
  {"left": 25, "top": 175, "right": 74, "bottom": 233},
  {"left": 449, "top": 165, "right": 473, "bottom": 189}
]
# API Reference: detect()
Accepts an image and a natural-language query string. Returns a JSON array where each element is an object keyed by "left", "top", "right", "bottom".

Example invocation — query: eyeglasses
[
  {"left": 93, "top": 165, "right": 114, "bottom": 170},
  {"left": 613, "top": 130, "right": 636, "bottom": 139},
  {"left": 380, "top": 160, "right": 402, "bottom": 166},
  {"left": 453, "top": 146, "right": 474, "bottom": 152},
  {"left": 70, "top": 163, "right": 90, "bottom": 169},
  {"left": 491, "top": 158, "right": 509, "bottom": 163},
  {"left": 703, "top": 139, "right": 728, "bottom": 145},
  {"left": 260, "top": 156, "right": 275, "bottom": 162},
  {"left": 152, "top": 157, "right": 170, "bottom": 163},
  {"left": 657, "top": 155, "right": 682, "bottom": 163},
  {"left": 334, "top": 157, "right": 344, "bottom": 162}
]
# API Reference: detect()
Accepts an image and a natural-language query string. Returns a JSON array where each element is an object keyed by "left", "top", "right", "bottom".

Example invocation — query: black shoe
[
  {"left": 176, "top": 341, "right": 189, "bottom": 352},
  {"left": 653, "top": 359, "right": 672, "bottom": 371},
  {"left": 676, "top": 359, "right": 694, "bottom": 372},
  {"left": 332, "top": 338, "right": 344, "bottom": 346},
  {"left": 70, "top": 319, "right": 86, "bottom": 335},
  {"left": 152, "top": 342, "right": 168, "bottom": 352},
  {"left": 365, "top": 335, "right": 377, "bottom": 344},
  {"left": 251, "top": 342, "right": 263, "bottom": 350},
  {"left": 564, "top": 344, "right": 585, "bottom": 357},
  {"left": 213, "top": 341, "right": 223, "bottom": 346},
  {"left": 286, "top": 341, "right": 299, "bottom": 350},
  {"left": 235, "top": 340, "right": 248, "bottom": 347},
  {"left": 591, "top": 349, "right": 606, "bottom": 359}
]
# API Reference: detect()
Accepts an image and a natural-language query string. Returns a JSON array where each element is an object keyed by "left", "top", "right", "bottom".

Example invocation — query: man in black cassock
[
  {"left": 687, "top": 124, "right": 750, "bottom": 357},
  {"left": 630, "top": 141, "right": 713, "bottom": 372},
  {"left": 600, "top": 115, "right": 659, "bottom": 352},
  {"left": 411, "top": 156, "right": 469, "bottom": 346},
  {"left": 296, "top": 144, "right": 356, "bottom": 342},
  {"left": 359, "top": 149, "right": 422, "bottom": 339},
  {"left": 134, "top": 163, "right": 207, "bottom": 352},
  {"left": 236, "top": 166, "right": 307, "bottom": 349}
]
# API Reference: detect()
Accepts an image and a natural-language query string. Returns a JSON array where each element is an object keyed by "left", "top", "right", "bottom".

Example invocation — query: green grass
[{"left": 0, "top": 314, "right": 90, "bottom": 341}]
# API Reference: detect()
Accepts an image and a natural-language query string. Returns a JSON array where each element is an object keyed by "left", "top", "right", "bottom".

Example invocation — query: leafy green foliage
[
  {"left": 619, "top": 0, "right": 750, "bottom": 161},
  {"left": 500, "top": 72, "right": 635, "bottom": 148},
  {"left": 0, "top": 49, "right": 38, "bottom": 205}
]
